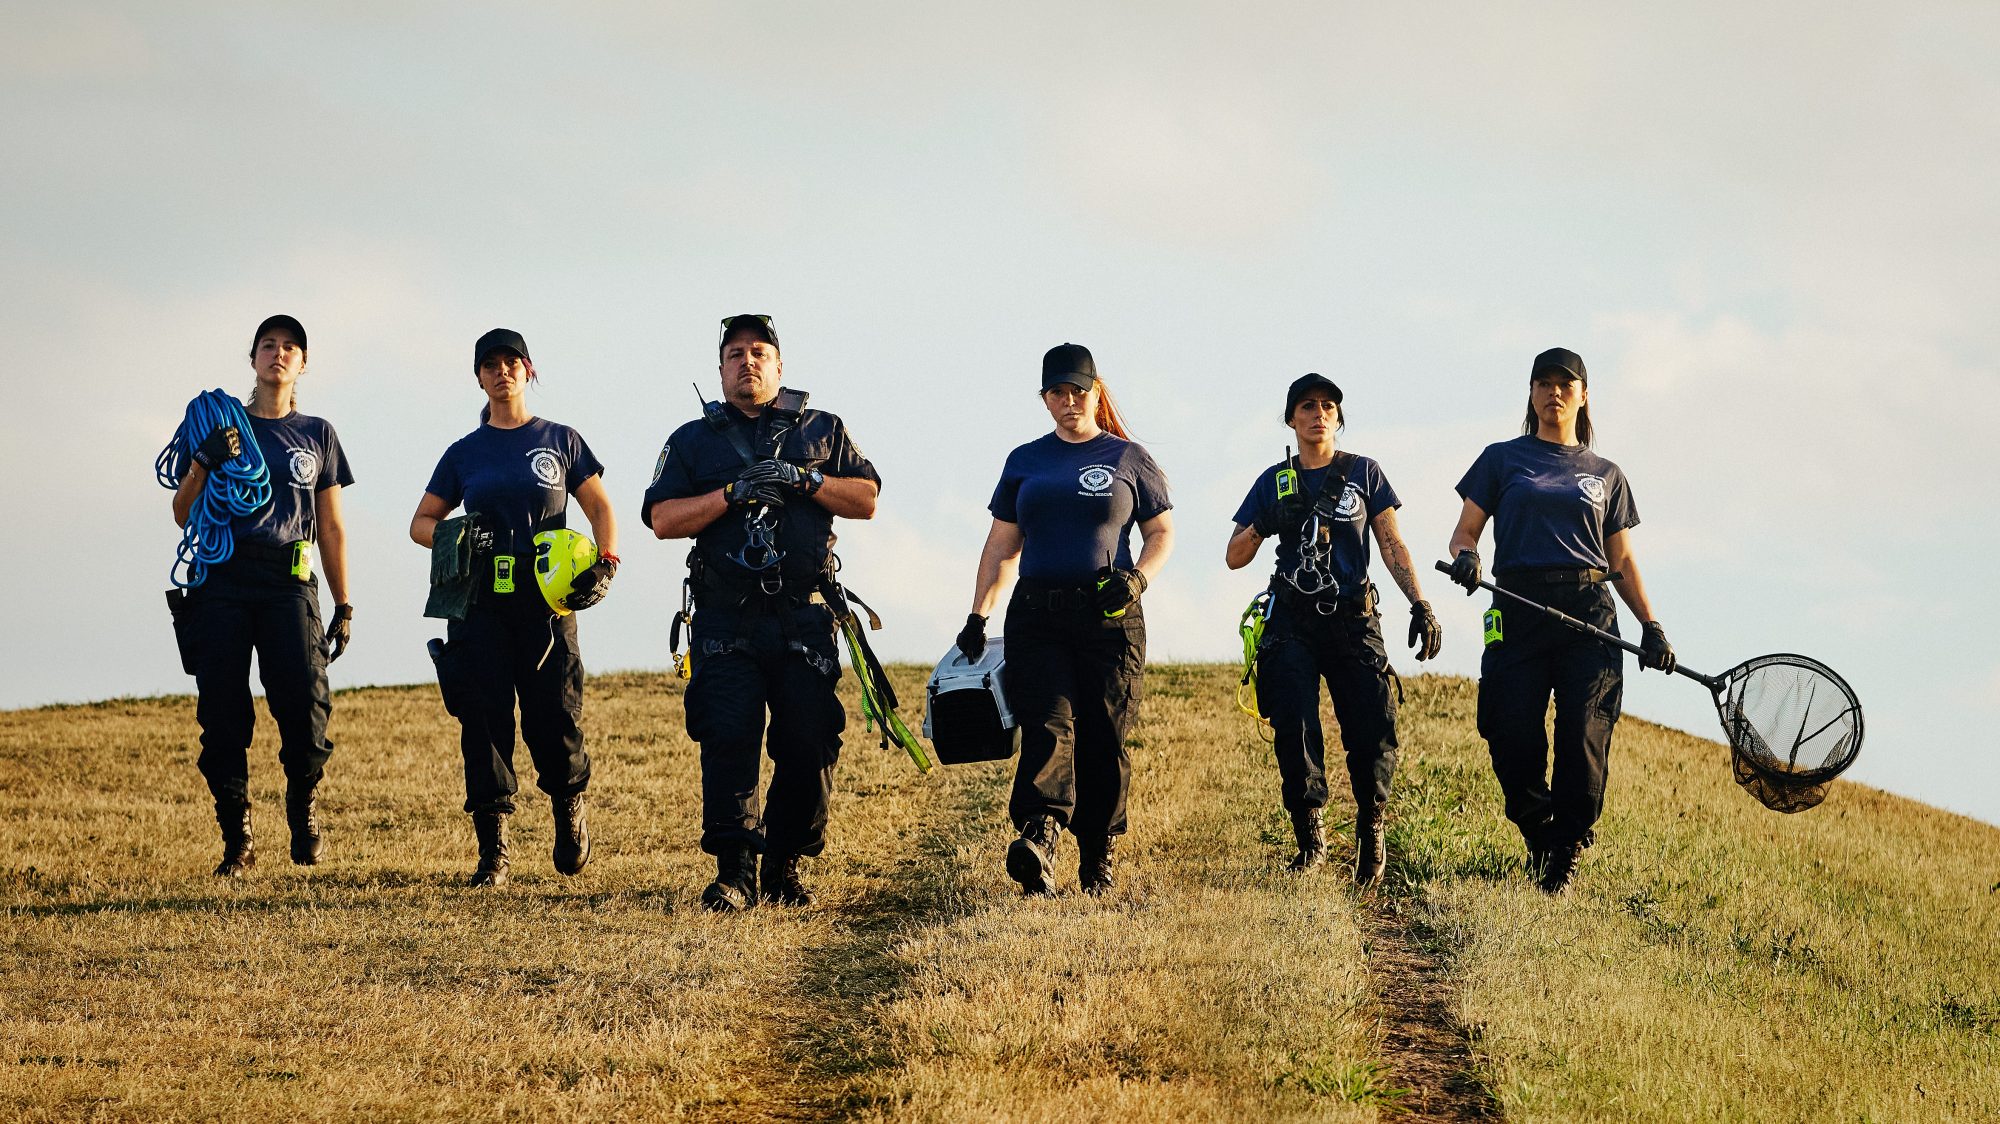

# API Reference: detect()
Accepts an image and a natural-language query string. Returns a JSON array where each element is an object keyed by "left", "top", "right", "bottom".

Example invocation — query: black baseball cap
[
  {"left": 1532, "top": 347, "right": 1587, "bottom": 384},
  {"left": 1284, "top": 372, "right": 1342, "bottom": 422},
  {"left": 474, "top": 328, "right": 531, "bottom": 369},
  {"left": 1041, "top": 343, "right": 1097, "bottom": 391},
  {"left": 252, "top": 314, "right": 307, "bottom": 353},
  {"left": 720, "top": 313, "right": 779, "bottom": 354}
]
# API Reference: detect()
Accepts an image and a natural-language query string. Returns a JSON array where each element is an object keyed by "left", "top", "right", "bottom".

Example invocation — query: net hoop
[{"left": 1713, "top": 651, "right": 1863, "bottom": 789}]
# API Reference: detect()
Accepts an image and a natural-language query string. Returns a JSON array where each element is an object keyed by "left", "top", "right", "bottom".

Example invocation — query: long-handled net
[{"left": 1437, "top": 564, "right": 1863, "bottom": 812}]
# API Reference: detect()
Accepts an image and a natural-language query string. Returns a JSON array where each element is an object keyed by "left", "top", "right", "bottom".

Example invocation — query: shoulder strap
[{"left": 1310, "top": 452, "right": 1358, "bottom": 514}]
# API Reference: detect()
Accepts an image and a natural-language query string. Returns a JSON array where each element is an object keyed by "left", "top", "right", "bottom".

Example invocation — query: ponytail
[{"left": 1094, "top": 379, "right": 1132, "bottom": 440}]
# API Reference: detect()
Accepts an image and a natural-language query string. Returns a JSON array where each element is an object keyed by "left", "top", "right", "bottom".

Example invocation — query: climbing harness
[
  {"left": 1277, "top": 450, "right": 1356, "bottom": 602},
  {"left": 154, "top": 389, "right": 271, "bottom": 588}
]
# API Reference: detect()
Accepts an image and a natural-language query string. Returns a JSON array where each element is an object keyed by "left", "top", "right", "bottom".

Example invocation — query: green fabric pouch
[{"left": 425, "top": 515, "right": 479, "bottom": 621}]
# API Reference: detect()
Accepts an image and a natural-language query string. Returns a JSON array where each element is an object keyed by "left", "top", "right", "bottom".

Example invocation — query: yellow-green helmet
[{"left": 532, "top": 529, "right": 598, "bottom": 616}]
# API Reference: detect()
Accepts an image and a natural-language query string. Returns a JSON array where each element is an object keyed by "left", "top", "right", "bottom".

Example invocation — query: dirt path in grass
[{"left": 1357, "top": 891, "right": 1504, "bottom": 1121}]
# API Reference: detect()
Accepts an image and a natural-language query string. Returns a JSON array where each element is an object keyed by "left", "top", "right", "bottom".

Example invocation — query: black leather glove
[
  {"left": 563, "top": 556, "right": 618, "bottom": 612},
  {"left": 1449, "top": 549, "right": 1482, "bottom": 595},
  {"left": 956, "top": 613, "right": 987, "bottom": 662},
  {"left": 724, "top": 475, "right": 789, "bottom": 510},
  {"left": 1252, "top": 494, "right": 1309, "bottom": 539},
  {"left": 1640, "top": 621, "right": 1676, "bottom": 674},
  {"left": 738, "top": 458, "right": 823, "bottom": 496},
  {"left": 192, "top": 425, "right": 242, "bottom": 472},
  {"left": 1093, "top": 567, "right": 1147, "bottom": 616},
  {"left": 325, "top": 604, "right": 352, "bottom": 663},
  {"left": 1408, "top": 600, "right": 1442, "bottom": 661}
]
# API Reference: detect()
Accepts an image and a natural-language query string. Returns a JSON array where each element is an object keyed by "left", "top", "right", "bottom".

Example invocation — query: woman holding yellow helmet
[{"left": 409, "top": 328, "right": 619, "bottom": 887}]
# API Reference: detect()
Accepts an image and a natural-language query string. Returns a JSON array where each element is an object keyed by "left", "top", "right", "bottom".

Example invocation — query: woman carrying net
[{"left": 1445, "top": 347, "right": 1675, "bottom": 894}]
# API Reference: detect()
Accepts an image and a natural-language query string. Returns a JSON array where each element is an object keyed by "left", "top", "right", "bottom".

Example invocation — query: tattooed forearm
[{"left": 1372, "top": 510, "right": 1426, "bottom": 605}]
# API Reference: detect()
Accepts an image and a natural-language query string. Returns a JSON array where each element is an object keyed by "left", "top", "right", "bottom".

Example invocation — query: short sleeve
[
  {"left": 1128, "top": 445, "right": 1172, "bottom": 521},
  {"left": 987, "top": 450, "right": 1024, "bottom": 523},
  {"left": 424, "top": 445, "right": 462, "bottom": 507},
  {"left": 640, "top": 425, "right": 700, "bottom": 526},
  {"left": 1361, "top": 457, "right": 1399, "bottom": 518},
  {"left": 1455, "top": 444, "right": 1503, "bottom": 513},
  {"left": 1605, "top": 469, "right": 1640, "bottom": 535},
  {"left": 823, "top": 416, "right": 882, "bottom": 489},
  {"left": 319, "top": 423, "right": 356, "bottom": 491},
  {"left": 565, "top": 427, "right": 605, "bottom": 493},
  {"left": 1231, "top": 473, "right": 1268, "bottom": 529}
]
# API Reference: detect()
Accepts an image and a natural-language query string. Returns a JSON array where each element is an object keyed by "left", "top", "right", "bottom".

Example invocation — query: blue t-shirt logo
[
  {"left": 1333, "top": 482, "right": 1364, "bottom": 521},
  {"left": 528, "top": 448, "right": 564, "bottom": 488},
  {"left": 287, "top": 447, "right": 319, "bottom": 490},
  {"left": 1077, "top": 464, "right": 1115, "bottom": 496},
  {"left": 1576, "top": 474, "right": 1607, "bottom": 506}
]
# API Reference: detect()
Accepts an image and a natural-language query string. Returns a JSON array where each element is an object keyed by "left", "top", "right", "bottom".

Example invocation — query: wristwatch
[{"left": 804, "top": 467, "right": 825, "bottom": 495}]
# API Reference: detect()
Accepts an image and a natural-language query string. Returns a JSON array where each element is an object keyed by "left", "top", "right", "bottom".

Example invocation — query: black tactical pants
[
  {"left": 1254, "top": 603, "right": 1399, "bottom": 816},
  {"left": 437, "top": 585, "right": 590, "bottom": 815},
  {"left": 684, "top": 598, "right": 844, "bottom": 858},
  {"left": 189, "top": 563, "right": 333, "bottom": 803},
  {"left": 1476, "top": 576, "right": 1624, "bottom": 849},
  {"left": 1002, "top": 589, "right": 1145, "bottom": 839}
]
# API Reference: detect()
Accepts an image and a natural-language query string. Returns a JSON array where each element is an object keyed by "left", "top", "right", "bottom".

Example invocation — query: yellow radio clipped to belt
[{"left": 290, "top": 541, "right": 313, "bottom": 582}]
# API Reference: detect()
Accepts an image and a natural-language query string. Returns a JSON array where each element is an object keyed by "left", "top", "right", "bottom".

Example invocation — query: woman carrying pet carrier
[
  {"left": 957, "top": 343, "right": 1173, "bottom": 896},
  {"left": 1226, "top": 373, "right": 1441, "bottom": 885},
  {"left": 1445, "top": 347, "right": 1675, "bottom": 894},
  {"left": 410, "top": 328, "right": 619, "bottom": 888}
]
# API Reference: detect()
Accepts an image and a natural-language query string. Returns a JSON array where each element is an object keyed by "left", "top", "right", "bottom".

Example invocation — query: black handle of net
[{"left": 1433, "top": 561, "right": 1721, "bottom": 690}]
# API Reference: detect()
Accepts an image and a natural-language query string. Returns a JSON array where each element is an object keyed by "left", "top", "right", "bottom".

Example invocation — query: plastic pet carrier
[{"left": 922, "top": 637, "right": 1020, "bottom": 765}]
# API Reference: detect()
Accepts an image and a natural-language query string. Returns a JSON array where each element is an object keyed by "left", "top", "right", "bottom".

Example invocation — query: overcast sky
[{"left": 5, "top": 3, "right": 1995, "bottom": 826}]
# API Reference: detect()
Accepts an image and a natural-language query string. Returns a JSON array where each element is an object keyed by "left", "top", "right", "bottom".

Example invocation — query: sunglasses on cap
[{"left": 718, "top": 314, "right": 776, "bottom": 346}]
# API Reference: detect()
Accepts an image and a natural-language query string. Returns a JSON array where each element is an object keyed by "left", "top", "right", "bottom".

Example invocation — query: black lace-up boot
[
  {"left": 761, "top": 852, "right": 812, "bottom": 906},
  {"left": 1354, "top": 807, "right": 1386, "bottom": 887},
  {"left": 1287, "top": 807, "right": 1326, "bottom": 872},
  {"left": 285, "top": 785, "right": 323, "bottom": 866},
  {"left": 552, "top": 792, "right": 590, "bottom": 876},
  {"left": 1078, "top": 835, "right": 1116, "bottom": 895},
  {"left": 468, "top": 812, "right": 509, "bottom": 888},
  {"left": 213, "top": 798, "right": 255, "bottom": 878},
  {"left": 702, "top": 844, "right": 759, "bottom": 912},
  {"left": 1006, "top": 815, "right": 1062, "bottom": 896}
]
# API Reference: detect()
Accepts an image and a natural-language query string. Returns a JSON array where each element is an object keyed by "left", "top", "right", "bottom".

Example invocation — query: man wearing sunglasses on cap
[{"left": 641, "top": 314, "right": 881, "bottom": 911}]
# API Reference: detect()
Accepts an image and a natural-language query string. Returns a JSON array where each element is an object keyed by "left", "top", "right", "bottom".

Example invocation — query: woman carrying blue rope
[{"left": 166, "top": 315, "right": 355, "bottom": 878}]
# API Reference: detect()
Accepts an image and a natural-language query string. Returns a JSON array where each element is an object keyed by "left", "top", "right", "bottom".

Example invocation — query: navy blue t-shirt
[
  {"left": 989, "top": 432, "right": 1172, "bottom": 583},
  {"left": 424, "top": 418, "right": 605, "bottom": 556},
  {"left": 641, "top": 402, "right": 880, "bottom": 586},
  {"left": 1455, "top": 436, "right": 1638, "bottom": 572},
  {"left": 1232, "top": 454, "right": 1398, "bottom": 590},
  {"left": 235, "top": 411, "right": 354, "bottom": 548}
]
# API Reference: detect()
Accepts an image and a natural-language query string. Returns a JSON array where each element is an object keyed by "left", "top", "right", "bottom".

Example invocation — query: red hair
[{"left": 1093, "top": 379, "right": 1132, "bottom": 440}]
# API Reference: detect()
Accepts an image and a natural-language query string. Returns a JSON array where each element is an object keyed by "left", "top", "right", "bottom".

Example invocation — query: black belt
[
  {"left": 1272, "top": 581, "right": 1376, "bottom": 617},
  {"left": 1497, "top": 568, "right": 1613, "bottom": 586},
  {"left": 1015, "top": 579, "right": 1098, "bottom": 612}
]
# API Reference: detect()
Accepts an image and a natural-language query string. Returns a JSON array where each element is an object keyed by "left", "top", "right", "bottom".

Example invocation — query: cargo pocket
[
  {"left": 165, "top": 589, "right": 199, "bottom": 676},
  {"left": 428, "top": 637, "right": 481, "bottom": 720}
]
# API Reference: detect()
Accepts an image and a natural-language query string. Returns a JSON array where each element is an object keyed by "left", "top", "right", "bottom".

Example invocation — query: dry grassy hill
[{"left": 2, "top": 666, "right": 1995, "bottom": 1122}]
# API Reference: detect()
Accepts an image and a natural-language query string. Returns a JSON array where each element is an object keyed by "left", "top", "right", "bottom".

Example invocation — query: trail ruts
[
  {"left": 717, "top": 764, "right": 1003, "bottom": 1122},
  {"left": 1357, "top": 885, "right": 1503, "bottom": 1122}
]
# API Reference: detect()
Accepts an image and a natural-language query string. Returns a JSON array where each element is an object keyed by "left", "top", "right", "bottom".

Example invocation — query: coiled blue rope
[{"left": 156, "top": 389, "right": 271, "bottom": 588}]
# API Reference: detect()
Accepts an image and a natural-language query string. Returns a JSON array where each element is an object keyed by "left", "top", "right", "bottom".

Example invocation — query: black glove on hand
[
  {"left": 1093, "top": 567, "right": 1147, "bottom": 616},
  {"left": 738, "top": 458, "right": 807, "bottom": 490},
  {"left": 563, "top": 556, "right": 618, "bottom": 612},
  {"left": 325, "top": 604, "right": 353, "bottom": 663},
  {"left": 725, "top": 475, "right": 789, "bottom": 510},
  {"left": 956, "top": 613, "right": 987, "bottom": 662},
  {"left": 192, "top": 425, "right": 242, "bottom": 472},
  {"left": 1252, "top": 494, "right": 1309, "bottom": 539},
  {"left": 1640, "top": 621, "right": 1676, "bottom": 674},
  {"left": 1449, "top": 549, "right": 1482, "bottom": 595},
  {"left": 1408, "top": 600, "right": 1442, "bottom": 661}
]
